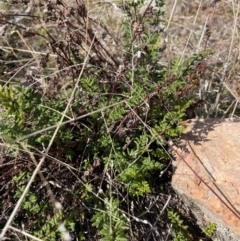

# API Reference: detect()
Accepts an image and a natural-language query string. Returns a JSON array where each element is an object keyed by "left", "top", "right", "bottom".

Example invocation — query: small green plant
[
  {"left": 168, "top": 210, "right": 191, "bottom": 241},
  {"left": 91, "top": 197, "right": 129, "bottom": 241},
  {"left": 204, "top": 222, "right": 217, "bottom": 238}
]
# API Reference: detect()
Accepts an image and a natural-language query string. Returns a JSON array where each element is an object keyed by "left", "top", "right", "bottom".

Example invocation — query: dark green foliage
[
  {"left": 91, "top": 197, "right": 129, "bottom": 241},
  {"left": 0, "top": 0, "right": 212, "bottom": 240},
  {"left": 168, "top": 210, "right": 191, "bottom": 241}
]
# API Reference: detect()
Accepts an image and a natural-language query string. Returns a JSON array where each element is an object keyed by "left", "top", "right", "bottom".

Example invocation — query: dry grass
[{"left": 165, "top": 0, "right": 240, "bottom": 117}]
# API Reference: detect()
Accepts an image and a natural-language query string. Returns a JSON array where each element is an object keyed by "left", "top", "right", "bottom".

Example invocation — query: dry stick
[
  {"left": 160, "top": 195, "right": 171, "bottom": 216},
  {"left": 17, "top": 30, "right": 38, "bottom": 59},
  {"left": 8, "top": 226, "right": 43, "bottom": 241},
  {"left": 3, "top": 58, "right": 35, "bottom": 87},
  {"left": 165, "top": 0, "right": 177, "bottom": 31},
  {"left": 179, "top": 0, "right": 203, "bottom": 65},
  {"left": 0, "top": 30, "right": 96, "bottom": 241},
  {"left": 0, "top": 45, "right": 57, "bottom": 57},
  {"left": 231, "top": 100, "right": 238, "bottom": 118},
  {"left": 196, "top": 15, "right": 209, "bottom": 53},
  {"left": 20, "top": 143, "right": 60, "bottom": 212},
  {"left": 165, "top": 0, "right": 178, "bottom": 68}
]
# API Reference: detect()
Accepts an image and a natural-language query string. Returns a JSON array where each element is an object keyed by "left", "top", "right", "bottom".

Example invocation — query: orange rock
[{"left": 172, "top": 118, "right": 240, "bottom": 240}]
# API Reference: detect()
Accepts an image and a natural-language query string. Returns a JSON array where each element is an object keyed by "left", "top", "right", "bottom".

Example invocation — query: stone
[{"left": 172, "top": 118, "right": 240, "bottom": 240}]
